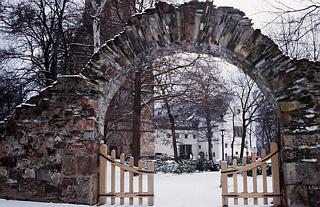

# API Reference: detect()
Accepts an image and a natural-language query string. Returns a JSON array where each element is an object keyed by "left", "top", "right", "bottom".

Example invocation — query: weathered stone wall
[
  {"left": 0, "top": 1, "right": 319, "bottom": 206},
  {"left": 0, "top": 75, "right": 107, "bottom": 204}
]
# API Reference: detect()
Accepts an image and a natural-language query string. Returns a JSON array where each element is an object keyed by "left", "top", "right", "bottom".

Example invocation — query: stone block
[
  {"left": 22, "top": 168, "right": 35, "bottom": 179},
  {"left": 279, "top": 113, "right": 292, "bottom": 125},
  {"left": 53, "top": 153, "right": 62, "bottom": 165},
  {"left": 283, "top": 135, "right": 293, "bottom": 146},
  {"left": 45, "top": 184, "right": 61, "bottom": 196},
  {"left": 0, "top": 144, "right": 6, "bottom": 155},
  {"left": 77, "top": 155, "right": 97, "bottom": 175},
  {"left": 314, "top": 97, "right": 320, "bottom": 107},
  {"left": 61, "top": 177, "right": 76, "bottom": 199},
  {"left": 9, "top": 168, "right": 17, "bottom": 180},
  {"left": 54, "top": 141, "right": 67, "bottom": 149},
  {"left": 234, "top": 44, "right": 250, "bottom": 58},
  {"left": 0, "top": 167, "right": 8, "bottom": 177},
  {"left": 82, "top": 131, "right": 96, "bottom": 140},
  {"left": 284, "top": 162, "right": 320, "bottom": 185},
  {"left": 36, "top": 168, "right": 52, "bottom": 181},
  {"left": 50, "top": 172, "right": 63, "bottom": 185},
  {"left": 279, "top": 101, "right": 301, "bottom": 112},
  {"left": 72, "top": 119, "right": 96, "bottom": 131},
  {"left": 62, "top": 156, "right": 77, "bottom": 175},
  {"left": 308, "top": 186, "right": 320, "bottom": 206},
  {"left": 285, "top": 185, "right": 309, "bottom": 207},
  {"left": 79, "top": 98, "right": 99, "bottom": 109},
  {"left": 75, "top": 175, "right": 97, "bottom": 205},
  {"left": 69, "top": 143, "right": 86, "bottom": 151},
  {"left": 0, "top": 156, "right": 17, "bottom": 168}
]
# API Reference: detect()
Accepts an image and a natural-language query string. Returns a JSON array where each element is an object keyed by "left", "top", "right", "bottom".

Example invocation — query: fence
[
  {"left": 221, "top": 142, "right": 280, "bottom": 206},
  {"left": 99, "top": 144, "right": 154, "bottom": 205}
]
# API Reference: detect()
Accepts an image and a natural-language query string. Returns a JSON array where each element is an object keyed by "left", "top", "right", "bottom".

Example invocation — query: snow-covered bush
[{"left": 154, "top": 159, "right": 219, "bottom": 174}]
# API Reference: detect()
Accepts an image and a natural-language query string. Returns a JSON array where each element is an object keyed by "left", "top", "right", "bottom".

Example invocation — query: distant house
[
  {"left": 155, "top": 125, "right": 199, "bottom": 160},
  {"left": 154, "top": 105, "right": 257, "bottom": 161}
]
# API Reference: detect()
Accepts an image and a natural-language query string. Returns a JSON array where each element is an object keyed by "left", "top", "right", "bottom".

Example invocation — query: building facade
[{"left": 154, "top": 106, "right": 257, "bottom": 162}]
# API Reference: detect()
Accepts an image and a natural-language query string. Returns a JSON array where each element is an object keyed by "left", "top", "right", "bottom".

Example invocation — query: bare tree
[
  {"left": 255, "top": 96, "right": 279, "bottom": 155},
  {"left": 182, "top": 57, "right": 230, "bottom": 161},
  {"left": 267, "top": 0, "right": 320, "bottom": 60},
  {"left": 152, "top": 53, "right": 199, "bottom": 161},
  {"left": 90, "top": 0, "right": 108, "bottom": 52},
  {"left": 0, "top": 0, "right": 84, "bottom": 87},
  {"left": 230, "top": 73, "right": 264, "bottom": 159},
  {"left": 228, "top": 105, "right": 240, "bottom": 159},
  {"left": 0, "top": 69, "right": 23, "bottom": 120}
]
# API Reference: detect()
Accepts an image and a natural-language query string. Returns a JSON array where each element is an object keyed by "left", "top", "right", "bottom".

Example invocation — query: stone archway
[{"left": 0, "top": 1, "right": 319, "bottom": 206}]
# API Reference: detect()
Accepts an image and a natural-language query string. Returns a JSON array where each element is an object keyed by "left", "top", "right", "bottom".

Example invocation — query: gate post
[
  {"left": 221, "top": 161, "right": 228, "bottom": 206},
  {"left": 271, "top": 142, "right": 281, "bottom": 206},
  {"left": 99, "top": 144, "right": 108, "bottom": 205}
]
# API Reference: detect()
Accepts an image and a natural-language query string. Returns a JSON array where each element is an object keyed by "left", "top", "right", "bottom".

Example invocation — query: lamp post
[
  {"left": 220, "top": 128, "right": 225, "bottom": 161},
  {"left": 219, "top": 114, "right": 227, "bottom": 161}
]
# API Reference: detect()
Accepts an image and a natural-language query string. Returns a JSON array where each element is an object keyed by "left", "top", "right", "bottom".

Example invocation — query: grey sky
[{"left": 213, "top": 0, "right": 310, "bottom": 31}]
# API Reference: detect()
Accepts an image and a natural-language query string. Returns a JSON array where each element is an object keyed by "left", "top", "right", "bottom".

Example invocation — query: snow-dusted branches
[{"left": 267, "top": 0, "right": 320, "bottom": 60}]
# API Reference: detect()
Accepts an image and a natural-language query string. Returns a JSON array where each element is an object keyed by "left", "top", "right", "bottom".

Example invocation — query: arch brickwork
[{"left": 0, "top": 1, "right": 319, "bottom": 206}]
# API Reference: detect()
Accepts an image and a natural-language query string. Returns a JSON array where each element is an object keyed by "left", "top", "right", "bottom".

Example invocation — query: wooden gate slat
[
  {"left": 221, "top": 142, "right": 280, "bottom": 206},
  {"left": 148, "top": 161, "right": 154, "bottom": 206},
  {"left": 99, "top": 144, "right": 154, "bottom": 206},
  {"left": 129, "top": 157, "right": 134, "bottom": 205},
  {"left": 261, "top": 148, "right": 268, "bottom": 205},
  {"left": 242, "top": 156, "right": 248, "bottom": 205},
  {"left": 271, "top": 142, "right": 281, "bottom": 206},
  {"left": 111, "top": 150, "right": 116, "bottom": 205},
  {"left": 232, "top": 159, "right": 238, "bottom": 205},
  {"left": 99, "top": 145, "right": 108, "bottom": 205},
  {"left": 120, "top": 153, "right": 125, "bottom": 205},
  {"left": 252, "top": 152, "right": 258, "bottom": 205},
  {"left": 221, "top": 161, "right": 228, "bottom": 206},
  {"left": 138, "top": 160, "right": 143, "bottom": 205}
]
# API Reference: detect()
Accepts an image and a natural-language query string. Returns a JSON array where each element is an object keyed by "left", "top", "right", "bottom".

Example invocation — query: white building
[
  {"left": 155, "top": 127, "right": 199, "bottom": 159},
  {"left": 154, "top": 106, "right": 257, "bottom": 162}
]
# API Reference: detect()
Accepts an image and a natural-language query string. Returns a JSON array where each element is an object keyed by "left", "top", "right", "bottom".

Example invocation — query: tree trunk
[
  {"left": 249, "top": 122, "right": 252, "bottom": 149},
  {"left": 92, "top": 17, "right": 100, "bottom": 53},
  {"left": 240, "top": 113, "right": 247, "bottom": 159},
  {"left": 91, "top": 0, "right": 107, "bottom": 53},
  {"left": 163, "top": 98, "right": 179, "bottom": 161},
  {"left": 132, "top": 70, "right": 142, "bottom": 166},
  {"left": 206, "top": 117, "right": 213, "bottom": 161},
  {"left": 231, "top": 112, "right": 235, "bottom": 159}
]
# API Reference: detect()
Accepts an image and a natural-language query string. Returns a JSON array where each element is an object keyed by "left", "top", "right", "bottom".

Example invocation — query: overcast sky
[{"left": 213, "top": 0, "right": 309, "bottom": 30}]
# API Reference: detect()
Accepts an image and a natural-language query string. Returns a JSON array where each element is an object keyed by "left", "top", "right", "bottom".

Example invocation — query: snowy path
[{"left": 0, "top": 171, "right": 273, "bottom": 207}]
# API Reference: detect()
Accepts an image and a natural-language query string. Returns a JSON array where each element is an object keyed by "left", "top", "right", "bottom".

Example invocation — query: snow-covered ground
[{"left": 0, "top": 171, "right": 274, "bottom": 207}]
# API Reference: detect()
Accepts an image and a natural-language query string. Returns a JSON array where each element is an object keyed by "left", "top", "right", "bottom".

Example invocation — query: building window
[
  {"left": 193, "top": 134, "right": 196, "bottom": 139},
  {"left": 185, "top": 134, "right": 188, "bottom": 139},
  {"left": 179, "top": 144, "right": 192, "bottom": 158},
  {"left": 225, "top": 143, "right": 228, "bottom": 148},
  {"left": 199, "top": 145, "right": 201, "bottom": 149},
  {"left": 213, "top": 152, "right": 215, "bottom": 157},
  {"left": 235, "top": 151, "right": 238, "bottom": 155},
  {"left": 234, "top": 126, "right": 243, "bottom": 137}
]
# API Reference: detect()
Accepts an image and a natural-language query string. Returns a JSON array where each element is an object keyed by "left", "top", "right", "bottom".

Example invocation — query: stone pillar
[
  {"left": 279, "top": 94, "right": 320, "bottom": 206},
  {"left": 281, "top": 133, "right": 320, "bottom": 207}
]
